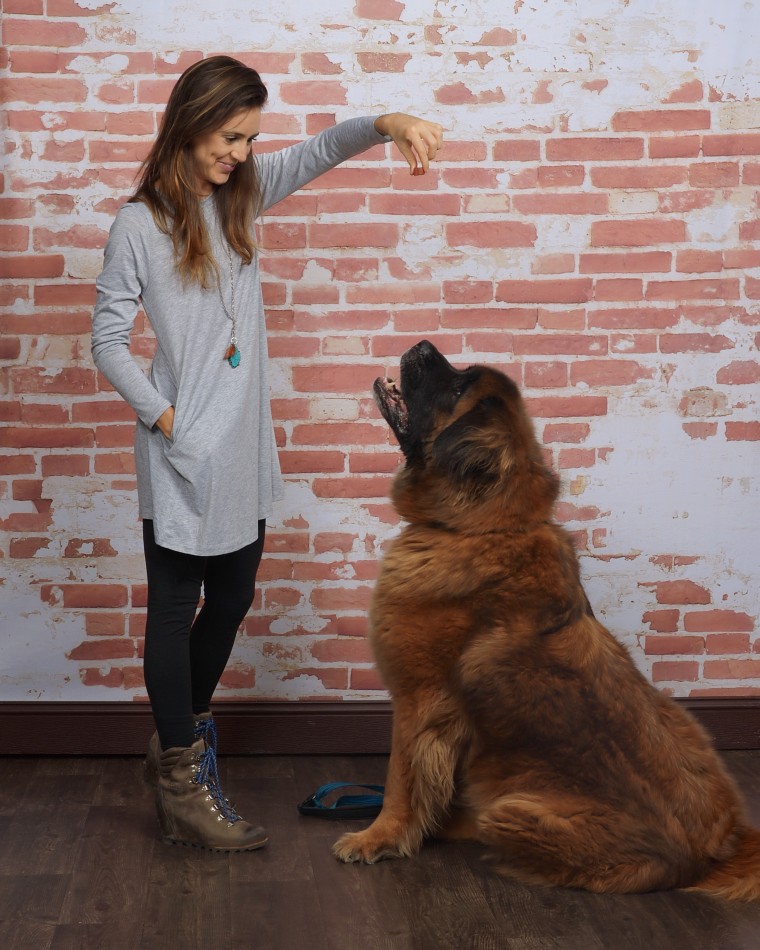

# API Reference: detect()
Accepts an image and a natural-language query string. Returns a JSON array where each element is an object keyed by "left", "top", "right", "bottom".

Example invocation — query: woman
[{"left": 91, "top": 55, "right": 443, "bottom": 852}]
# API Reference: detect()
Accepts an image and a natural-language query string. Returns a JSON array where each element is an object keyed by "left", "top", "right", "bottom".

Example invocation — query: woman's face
[{"left": 191, "top": 107, "right": 262, "bottom": 195}]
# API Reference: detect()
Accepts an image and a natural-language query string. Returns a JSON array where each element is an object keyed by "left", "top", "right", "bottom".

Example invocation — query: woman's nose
[{"left": 230, "top": 142, "right": 250, "bottom": 163}]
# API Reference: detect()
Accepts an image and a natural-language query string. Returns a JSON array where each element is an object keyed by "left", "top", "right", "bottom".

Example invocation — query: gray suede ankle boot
[
  {"left": 144, "top": 711, "right": 215, "bottom": 788},
  {"left": 156, "top": 737, "right": 267, "bottom": 852}
]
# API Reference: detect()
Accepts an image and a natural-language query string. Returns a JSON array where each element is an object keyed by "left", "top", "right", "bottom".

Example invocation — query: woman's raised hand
[{"left": 374, "top": 113, "right": 444, "bottom": 176}]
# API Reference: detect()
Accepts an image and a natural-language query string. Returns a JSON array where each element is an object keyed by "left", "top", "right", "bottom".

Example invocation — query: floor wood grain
[{"left": 1, "top": 750, "right": 760, "bottom": 949}]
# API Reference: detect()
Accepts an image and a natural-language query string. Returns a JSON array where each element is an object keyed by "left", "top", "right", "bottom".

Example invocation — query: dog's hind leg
[
  {"left": 476, "top": 791, "right": 689, "bottom": 894},
  {"left": 333, "top": 698, "right": 467, "bottom": 864}
]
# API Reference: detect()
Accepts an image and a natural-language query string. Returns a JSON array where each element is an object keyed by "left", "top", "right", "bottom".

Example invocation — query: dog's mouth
[{"left": 373, "top": 376, "right": 409, "bottom": 437}]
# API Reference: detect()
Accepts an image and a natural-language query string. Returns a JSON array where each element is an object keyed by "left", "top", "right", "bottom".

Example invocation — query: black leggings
[{"left": 142, "top": 519, "right": 266, "bottom": 750}]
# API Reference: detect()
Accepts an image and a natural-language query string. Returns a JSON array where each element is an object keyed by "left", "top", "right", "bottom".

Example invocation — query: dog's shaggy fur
[{"left": 333, "top": 340, "right": 760, "bottom": 900}]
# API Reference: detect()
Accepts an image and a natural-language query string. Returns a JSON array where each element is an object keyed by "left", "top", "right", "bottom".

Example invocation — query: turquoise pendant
[{"left": 225, "top": 343, "right": 241, "bottom": 368}]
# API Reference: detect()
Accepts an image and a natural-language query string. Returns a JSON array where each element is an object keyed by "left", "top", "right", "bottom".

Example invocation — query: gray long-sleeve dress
[{"left": 92, "top": 116, "right": 388, "bottom": 556}]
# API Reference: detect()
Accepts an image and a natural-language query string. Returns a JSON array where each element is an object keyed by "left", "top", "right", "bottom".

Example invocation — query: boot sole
[{"left": 161, "top": 835, "right": 269, "bottom": 853}]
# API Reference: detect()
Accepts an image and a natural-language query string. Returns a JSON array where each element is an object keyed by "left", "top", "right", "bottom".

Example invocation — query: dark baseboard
[{"left": 1, "top": 698, "right": 759, "bottom": 756}]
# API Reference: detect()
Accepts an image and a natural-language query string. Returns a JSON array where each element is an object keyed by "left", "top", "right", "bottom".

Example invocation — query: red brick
[
  {"left": 570, "top": 360, "right": 653, "bottom": 386},
  {"left": 537, "top": 165, "right": 584, "bottom": 187},
  {"left": 0, "top": 255, "right": 66, "bottom": 278},
  {"left": 726, "top": 421, "right": 760, "bottom": 441},
  {"left": 524, "top": 362, "right": 568, "bottom": 388},
  {"left": 702, "top": 134, "right": 760, "bottom": 156},
  {"left": 354, "top": 0, "right": 404, "bottom": 17},
  {"left": 660, "top": 190, "right": 715, "bottom": 214},
  {"left": 652, "top": 661, "right": 700, "bottom": 682},
  {"left": 495, "top": 279, "right": 592, "bottom": 304},
  {"left": 9, "top": 537, "right": 52, "bottom": 558},
  {"left": 599, "top": 168, "right": 689, "bottom": 195},
  {"left": 3, "top": 18, "right": 87, "bottom": 45},
  {"left": 1, "top": 427, "right": 94, "bottom": 449},
  {"left": 703, "top": 659, "right": 760, "bottom": 679},
  {"left": 263, "top": 532, "right": 310, "bottom": 555},
  {"left": 447, "top": 221, "right": 536, "bottom": 248},
  {"left": 594, "top": 279, "right": 643, "bottom": 301},
  {"left": 580, "top": 251, "right": 672, "bottom": 274},
  {"left": 648, "top": 580, "right": 711, "bottom": 606},
  {"left": 555, "top": 502, "right": 603, "bottom": 523},
  {"left": 33, "top": 224, "right": 109, "bottom": 251},
  {"left": 12, "top": 367, "right": 96, "bottom": 394},
  {"left": 649, "top": 136, "right": 701, "bottom": 158},
  {"left": 47, "top": 0, "right": 114, "bottom": 13},
  {"left": 546, "top": 138, "right": 644, "bottom": 162},
  {"left": 659, "top": 333, "right": 733, "bottom": 354},
  {"left": 591, "top": 220, "right": 686, "bottom": 247},
  {"left": 557, "top": 448, "right": 595, "bottom": 468},
  {"left": 346, "top": 284, "right": 439, "bottom": 307},
  {"left": 85, "top": 613, "right": 126, "bottom": 637},
  {"left": 705, "top": 633, "right": 752, "bottom": 654},
  {"left": 526, "top": 396, "right": 607, "bottom": 418},
  {"left": 35, "top": 283, "right": 96, "bottom": 306},
  {"left": 716, "top": 361, "right": 760, "bottom": 385},
  {"left": 308, "top": 635, "right": 373, "bottom": 661},
  {"left": 645, "top": 635, "right": 704, "bottom": 654},
  {"left": 512, "top": 194, "right": 607, "bottom": 215},
  {"left": 442, "top": 281, "right": 493, "bottom": 304},
  {"left": 356, "top": 52, "right": 411, "bottom": 72},
  {"left": 279, "top": 82, "right": 347, "bottom": 106},
  {"left": 493, "top": 140, "right": 541, "bottom": 162},
  {"left": 612, "top": 109, "right": 710, "bottom": 132},
  {"left": 312, "top": 476, "right": 391, "bottom": 498},
  {"left": 646, "top": 279, "right": 739, "bottom": 301},
  {"left": 441, "top": 307, "right": 536, "bottom": 330},
  {"left": 0, "top": 197, "right": 35, "bottom": 219},
  {"left": 349, "top": 668, "right": 386, "bottom": 691},
  {"left": 684, "top": 601, "right": 755, "bottom": 633},
  {"left": 94, "top": 452, "right": 136, "bottom": 474},
  {"left": 682, "top": 422, "right": 718, "bottom": 440},
  {"left": 41, "top": 455, "right": 89, "bottom": 476},
  {"left": 664, "top": 79, "right": 704, "bottom": 103},
  {"left": 642, "top": 610, "right": 681, "bottom": 634},
  {"left": 512, "top": 333, "right": 606, "bottom": 356},
  {"left": 68, "top": 639, "right": 135, "bottom": 660},
  {"left": 689, "top": 162, "right": 740, "bottom": 187},
  {"left": 309, "top": 223, "right": 398, "bottom": 248},
  {"left": 80, "top": 668, "right": 124, "bottom": 688},
  {"left": 676, "top": 250, "right": 723, "bottom": 273},
  {"left": 0, "top": 337, "right": 21, "bottom": 359},
  {"left": 542, "top": 423, "right": 590, "bottom": 444},
  {"left": 369, "top": 193, "right": 460, "bottom": 216}
]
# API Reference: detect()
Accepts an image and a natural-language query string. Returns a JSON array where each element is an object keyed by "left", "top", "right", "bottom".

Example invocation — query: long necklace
[{"left": 219, "top": 242, "right": 241, "bottom": 368}]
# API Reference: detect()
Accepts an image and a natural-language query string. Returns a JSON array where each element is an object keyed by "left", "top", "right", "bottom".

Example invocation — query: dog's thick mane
[{"left": 391, "top": 369, "right": 560, "bottom": 532}]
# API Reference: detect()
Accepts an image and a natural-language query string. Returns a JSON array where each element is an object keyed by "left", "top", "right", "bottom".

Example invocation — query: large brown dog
[{"left": 333, "top": 340, "right": 760, "bottom": 900}]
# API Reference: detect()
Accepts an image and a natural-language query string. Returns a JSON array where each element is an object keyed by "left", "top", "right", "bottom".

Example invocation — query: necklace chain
[{"left": 219, "top": 242, "right": 240, "bottom": 368}]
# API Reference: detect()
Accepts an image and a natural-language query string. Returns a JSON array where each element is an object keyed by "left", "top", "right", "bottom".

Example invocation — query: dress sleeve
[
  {"left": 256, "top": 115, "right": 389, "bottom": 214},
  {"left": 91, "top": 204, "right": 172, "bottom": 429}
]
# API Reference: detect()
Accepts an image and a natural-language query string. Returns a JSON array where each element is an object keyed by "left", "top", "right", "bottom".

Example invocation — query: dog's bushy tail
[{"left": 688, "top": 827, "right": 760, "bottom": 902}]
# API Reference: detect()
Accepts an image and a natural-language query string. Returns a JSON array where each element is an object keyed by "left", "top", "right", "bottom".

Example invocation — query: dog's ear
[{"left": 431, "top": 396, "right": 507, "bottom": 484}]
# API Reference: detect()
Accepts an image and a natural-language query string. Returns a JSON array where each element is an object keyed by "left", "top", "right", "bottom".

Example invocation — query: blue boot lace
[
  {"left": 193, "top": 741, "right": 242, "bottom": 824},
  {"left": 194, "top": 715, "right": 217, "bottom": 752}
]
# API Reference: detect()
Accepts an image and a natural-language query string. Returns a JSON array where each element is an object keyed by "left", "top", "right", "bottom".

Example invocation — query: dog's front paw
[{"left": 332, "top": 827, "right": 412, "bottom": 864}]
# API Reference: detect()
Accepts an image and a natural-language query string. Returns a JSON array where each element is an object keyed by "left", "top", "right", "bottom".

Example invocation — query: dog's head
[{"left": 374, "top": 340, "right": 559, "bottom": 529}]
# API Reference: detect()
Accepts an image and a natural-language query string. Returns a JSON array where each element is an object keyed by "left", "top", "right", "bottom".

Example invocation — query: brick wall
[{"left": 1, "top": 0, "right": 758, "bottom": 702}]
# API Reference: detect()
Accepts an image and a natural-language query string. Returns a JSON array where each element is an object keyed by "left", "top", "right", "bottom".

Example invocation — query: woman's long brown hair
[{"left": 131, "top": 56, "right": 268, "bottom": 287}]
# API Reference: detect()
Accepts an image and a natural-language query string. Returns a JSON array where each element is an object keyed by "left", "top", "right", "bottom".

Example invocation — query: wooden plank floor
[{"left": 1, "top": 750, "right": 760, "bottom": 949}]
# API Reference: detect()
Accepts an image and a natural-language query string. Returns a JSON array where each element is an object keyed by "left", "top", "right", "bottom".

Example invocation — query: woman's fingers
[{"left": 375, "top": 113, "right": 445, "bottom": 175}]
